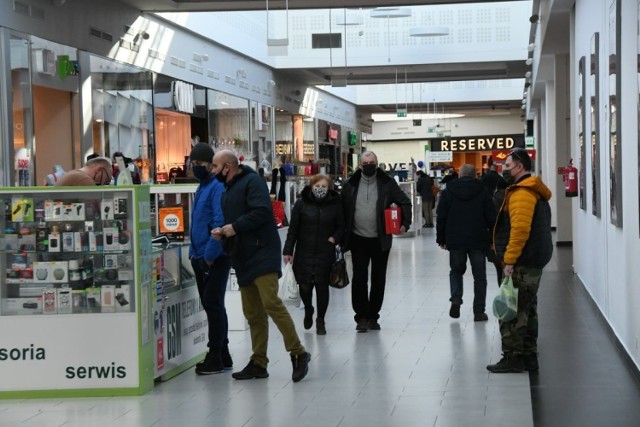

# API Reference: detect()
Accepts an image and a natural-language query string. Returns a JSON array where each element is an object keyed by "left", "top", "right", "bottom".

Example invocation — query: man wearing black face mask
[
  {"left": 341, "top": 151, "right": 412, "bottom": 332},
  {"left": 188, "top": 143, "right": 233, "bottom": 375},
  {"left": 210, "top": 149, "right": 311, "bottom": 383}
]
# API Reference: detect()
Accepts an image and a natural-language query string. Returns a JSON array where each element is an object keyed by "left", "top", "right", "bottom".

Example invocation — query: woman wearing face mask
[{"left": 283, "top": 174, "right": 345, "bottom": 335}]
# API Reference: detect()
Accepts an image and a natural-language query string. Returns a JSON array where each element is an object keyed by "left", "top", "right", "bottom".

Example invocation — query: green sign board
[{"left": 397, "top": 109, "right": 407, "bottom": 118}]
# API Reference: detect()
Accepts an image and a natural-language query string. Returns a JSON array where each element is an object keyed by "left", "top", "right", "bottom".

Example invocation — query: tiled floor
[{"left": 1, "top": 228, "right": 639, "bottom": 426}]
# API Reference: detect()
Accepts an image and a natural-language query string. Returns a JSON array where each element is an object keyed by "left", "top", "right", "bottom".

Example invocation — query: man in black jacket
[
  {"left": 211, "top": 150, "right": 311, "bottom": 383},
  {"left": 415, "top": 170, "right": 435, "bottom": 227},
  {"left": 436, "top": 164, "right": 496, "bottom": 321},
  {"left": 342, "top": 151, "right": 412, "bottom": 332}
]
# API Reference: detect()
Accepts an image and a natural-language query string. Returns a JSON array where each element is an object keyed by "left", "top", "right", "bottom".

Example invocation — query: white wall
[
  {"left": 372, "top": 114, "right": 523, "bottom": 141},
  {"left": 572, "top": 0, "right": 640, "bottom": 369}
]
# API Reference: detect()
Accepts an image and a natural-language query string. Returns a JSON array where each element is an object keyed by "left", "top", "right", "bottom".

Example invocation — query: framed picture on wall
[
  {"left": 591, "top": 33, "right": 601, "bottom": 218},
  {"left": 579, "top": 56, "right": 586, "bottom": 211},
  {"left": 608, "top": 0, "right": 622, "bottom": 227}
]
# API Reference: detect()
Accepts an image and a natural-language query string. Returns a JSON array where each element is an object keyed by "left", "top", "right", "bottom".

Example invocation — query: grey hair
[
  {"left": 459, "top": 164, "right": 476, "bottom": 178},
  {"left": 361, "top": 151, "right": 378, "bottom": 164}
]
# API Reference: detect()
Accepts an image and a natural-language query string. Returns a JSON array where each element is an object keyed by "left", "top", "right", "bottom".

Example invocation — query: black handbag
[{"left": 329, "top": 246, "right": 349, "bottom": 289}]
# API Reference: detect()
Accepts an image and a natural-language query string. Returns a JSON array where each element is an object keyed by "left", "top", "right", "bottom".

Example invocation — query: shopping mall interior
[{"left": 1, "top": 0, "right": 640, "bottom": 426}]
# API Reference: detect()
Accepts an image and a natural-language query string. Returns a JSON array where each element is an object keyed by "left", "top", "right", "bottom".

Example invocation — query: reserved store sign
[
  {"left": 431, "top": 134, "right": 525, "bottom": 152},
  {"left": 0, "top": 315, "right": 139, "bottom": 391}
]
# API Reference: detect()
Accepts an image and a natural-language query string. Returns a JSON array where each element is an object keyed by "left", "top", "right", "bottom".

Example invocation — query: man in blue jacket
[
  {"left": 188, "top": 143, "right": 232, "bottom": 375},
  {"left": 211, "top": 149, "right": 310, "bottom": 383}
]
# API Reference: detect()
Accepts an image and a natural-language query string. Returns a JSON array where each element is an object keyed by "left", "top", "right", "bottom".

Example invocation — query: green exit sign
[
  {"left": 413, "top": 119, "right": 422, "bottom": 126},
  {"left": 397, "top": 109, "right": 407, "bottom": 118}
]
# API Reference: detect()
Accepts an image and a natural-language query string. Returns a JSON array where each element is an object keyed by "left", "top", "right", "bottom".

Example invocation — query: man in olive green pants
[{"left": 211, "top": 149, "right": 310, "bottom": 382}]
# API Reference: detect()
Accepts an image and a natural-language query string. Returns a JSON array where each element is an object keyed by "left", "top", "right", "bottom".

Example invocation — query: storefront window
[
  {"left": 275, "top": 111, "right": 294, "bottom": 163},
  {"left": 90, "top": 55, "right": 153, "bottom": 183},
  {"left": 208, "top": 90, "right": 250, "bottom": 159},
  {"left": 10, "top": 35, "right": 34, "bottom": 186},
  {"left": 251, "top": 101, "right": 274, "bottom": 172}
]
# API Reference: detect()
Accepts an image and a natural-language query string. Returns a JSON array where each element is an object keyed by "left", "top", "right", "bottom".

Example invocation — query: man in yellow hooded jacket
[{"left": 488, "top": 148, "right": 553, "bottom": 373}]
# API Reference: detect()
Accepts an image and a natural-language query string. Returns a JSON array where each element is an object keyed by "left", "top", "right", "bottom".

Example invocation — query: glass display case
[{"left": 0, "top": 186, "right": 154, "bottom": 398}]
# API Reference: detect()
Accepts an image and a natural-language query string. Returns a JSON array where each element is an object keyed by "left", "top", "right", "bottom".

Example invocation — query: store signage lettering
[
  {"left": 0, "top": 344, "right": 45, "bottom": 361},
  {"left": 66, "top": 363, "right": 127, "bottom": 379},
  {"left": 167, "top": 303, "right": 182, "bottom": 360},
  {"left": 379, "top": 163, "right": 410, "bottom": 172},
  {"left": 432, "top": 135, "right": 524, "bottom": 152},
  {"left": 275, "top": 143, "right": 293, "bottom": 155},
  {"left": 0, "top": 344, "right": 128, "bottom": 380}
]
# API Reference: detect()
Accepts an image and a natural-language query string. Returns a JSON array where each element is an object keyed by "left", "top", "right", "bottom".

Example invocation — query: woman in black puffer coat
[{"left": 283, "top": 174, "right": 345, "bottom": 335}]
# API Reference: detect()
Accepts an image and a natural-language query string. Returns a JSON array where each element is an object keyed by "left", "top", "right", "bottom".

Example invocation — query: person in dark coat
[
  {"left": 436, "top": 164, "right": 496, "bottom": 321},
  {"left": 211, "top": 150, "right": 311, "bottom": 383},
  {"left": 341, "top": 151, "right": 412, "bottom": 332},
  {"left": 481, "top": 163, "right": 507, "bottom": 196},
  {"left": 283, "top": 174, "right": 345, "bottom": 335},
  {"left": 415, "top": 170, "right": 435, "bottom": 227}
]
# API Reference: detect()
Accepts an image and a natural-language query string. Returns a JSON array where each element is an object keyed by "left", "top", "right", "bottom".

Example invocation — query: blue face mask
[{"left": 192, "top": 165, "right": 209, "bottom": 181}]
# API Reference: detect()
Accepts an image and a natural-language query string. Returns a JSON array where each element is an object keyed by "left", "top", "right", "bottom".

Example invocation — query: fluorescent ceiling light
[
  {"left": 372, "top": 112, "right": 464, "bottom": 122},
  {"left": 409, "top": 27, "right": 450, "bottom": 37},
  {"left": 370, "top": 8, "right": 412, "bottom": 18}
]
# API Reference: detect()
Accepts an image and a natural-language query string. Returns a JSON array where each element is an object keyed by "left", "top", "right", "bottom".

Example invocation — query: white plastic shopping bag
[{"left": 278, "top": 263, "right": 300, "bottom": 307}]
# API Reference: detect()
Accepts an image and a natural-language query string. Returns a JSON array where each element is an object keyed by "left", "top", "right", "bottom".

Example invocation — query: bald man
[
  {"left": 211, "top": 150, "right": 311, "bottom": 383},
  {"left": 55, "top": 157, "right": 113, "bottom": 186}
]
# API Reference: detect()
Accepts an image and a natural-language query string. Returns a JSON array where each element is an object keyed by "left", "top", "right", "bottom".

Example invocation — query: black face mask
[
  {"left": 192, "top": 165, "right": 209, "bottom": 181},
  {"left": 502, "top": 169, "right": 515, "bottom": 185},
  {"left": 215, "top": 168, "right": 227, "bottom": 183},
  {"left": 362, "top": 164, "right": 377, "bottom": 177}
]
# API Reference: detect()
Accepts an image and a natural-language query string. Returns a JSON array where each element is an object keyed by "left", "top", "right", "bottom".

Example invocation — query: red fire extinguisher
[
  {"left": 385, "top": 204, "right": 402, "bottom": 235},
  {"left": 564, "top": 159, "right": 578, "bottom": 197}
]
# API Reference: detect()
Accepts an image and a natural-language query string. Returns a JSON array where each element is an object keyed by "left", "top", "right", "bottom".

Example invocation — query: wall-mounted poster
[
  {"left": 578, "top": 56, "right": 586, "bottom": 211},
  {"left": 608, "top": 0, "right": 622, "bottom": 227},
  {"left": 591, "top": 33, "right": 601, "bottom": 218}
]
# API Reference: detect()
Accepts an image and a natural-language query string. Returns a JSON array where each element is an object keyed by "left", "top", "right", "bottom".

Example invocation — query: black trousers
[
  {"left": 191, "top": 255, "right": 231, "bottom": 352},
  {"left": 349, "top": 233, "right": 390, "bottom": 322},
  {"left": 299, "top": 273, "right": 330, "bottom": 320}
]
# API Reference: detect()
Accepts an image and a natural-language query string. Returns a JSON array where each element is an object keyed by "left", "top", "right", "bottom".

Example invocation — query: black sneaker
[
  {"left": 524, "top": 353, "right": 539, "bottom": 372},
  {"left": 231, "top": 360, "right": 269, "bottom": 380},
  {"left": 449, "top": 303, "right": 461, "bottom": 319},
  {"left": 486, "top": 354, "right": 525, "bottom": 373},
  {"left": 195, "top": 353, "right": 224, "bottom": 375},
  {"left": 304, "top": 307, "right": 314, "bottom": 330},
  {"left": 291, "top": 351, "right": 311, "bottom": 383},
  {"left": 316, "top": 319, "right": 326, "bottom": 335},
  {"left": 474, "top": 313, "right": 489, "bottom": 322},
  {"left": 368, "top": 320, "right": 381, "bottom": 330},
  {"left": 356, "top": 319, "right": 369, "bottom": 332},
  {"left": 222, "top": 346, "right": 233, "bottom": 370}
]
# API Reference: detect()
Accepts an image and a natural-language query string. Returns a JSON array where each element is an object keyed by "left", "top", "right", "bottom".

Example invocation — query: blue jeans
[
  {"left": 448, "top": 249, "right": 487, "bottom": 314},
  {"left": 191, "top": 255, "right": 231, "bottom": 352}
]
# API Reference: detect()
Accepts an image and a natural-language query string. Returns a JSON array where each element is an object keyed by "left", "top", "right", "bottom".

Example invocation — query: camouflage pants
[{"left": 499, "top": 266, "right": 543, "bottom": 356}]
